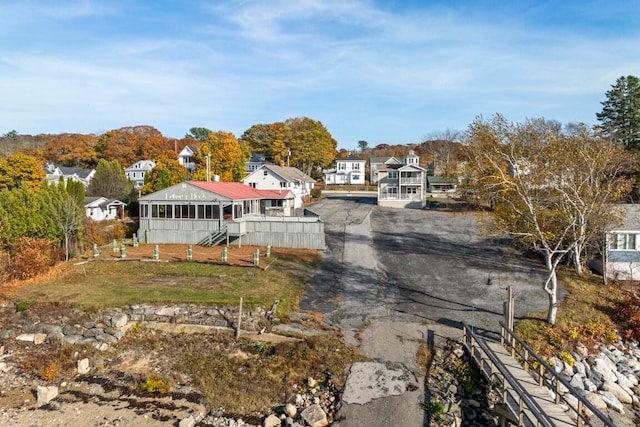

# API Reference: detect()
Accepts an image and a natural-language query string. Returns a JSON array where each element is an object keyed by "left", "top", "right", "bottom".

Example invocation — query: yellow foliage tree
[{"left": 191, "top": 131, "right": 246, "bottom": 182}]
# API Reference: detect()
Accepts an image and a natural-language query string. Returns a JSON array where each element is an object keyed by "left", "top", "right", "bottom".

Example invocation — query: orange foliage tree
[{"left": 96, "top": 126, "right": 175, "bottom": 167}]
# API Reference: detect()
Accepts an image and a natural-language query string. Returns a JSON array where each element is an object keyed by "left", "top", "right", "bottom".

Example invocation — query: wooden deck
[{"left": 485, "top": 341, "right": 576, "bottom": 427}]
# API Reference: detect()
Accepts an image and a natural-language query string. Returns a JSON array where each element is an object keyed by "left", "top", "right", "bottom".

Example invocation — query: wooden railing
[
  {"left": 496, "top": 322, "right": 616, "bottom": 427},
  {"left": 463, "top": 323, "right": 555, "bottom": 427}
]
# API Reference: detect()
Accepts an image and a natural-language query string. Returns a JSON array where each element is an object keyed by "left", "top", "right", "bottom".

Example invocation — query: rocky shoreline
[{"left": 2, "top": 302, "right": 640, "bottom": 426}]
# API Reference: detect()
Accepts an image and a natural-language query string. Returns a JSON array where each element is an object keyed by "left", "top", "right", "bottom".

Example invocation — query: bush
[
  {"left": 614, "top": 290, "right": 640, "bottom": 340},
  {"left": 4, "top": 237, "right": 56, "bottom": 280},
  {"left": 139, "top": 377, "right": 171, "bottom": 393}
]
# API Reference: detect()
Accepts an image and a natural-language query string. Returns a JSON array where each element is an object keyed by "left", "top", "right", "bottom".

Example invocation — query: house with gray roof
[
  {"left": 44, "top": 163, "right": 95, "bottom": 188},
  {"left": 243, "top": 164, "right": 315, "bottom": 209},
  {"left": 369, "top": 156, "right": 401, "bottom": 184}
]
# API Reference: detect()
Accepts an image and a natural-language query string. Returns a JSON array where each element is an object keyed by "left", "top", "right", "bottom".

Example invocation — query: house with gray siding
[
  {"left": 137, "top": 181, "right": 324, "bottom": 249},
  {"left": 605, "top": 204, "right": 640, "bottom": 282}
]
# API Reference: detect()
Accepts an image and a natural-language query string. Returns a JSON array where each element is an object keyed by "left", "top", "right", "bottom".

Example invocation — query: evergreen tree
[
  {"left": 87, "top": 159, "right": 134, "bottom": 201},
  {"left": 596, "top": 75, "right": 640, "bottom": 149}
]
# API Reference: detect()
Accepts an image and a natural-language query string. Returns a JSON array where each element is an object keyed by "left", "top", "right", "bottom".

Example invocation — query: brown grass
[{"left": 515, "top": 266, "right": 626, "bottom": 356}]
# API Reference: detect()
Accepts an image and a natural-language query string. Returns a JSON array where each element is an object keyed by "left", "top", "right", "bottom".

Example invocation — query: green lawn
[{"left": 11, "top": 256, "right": 318, "bottom": 314}]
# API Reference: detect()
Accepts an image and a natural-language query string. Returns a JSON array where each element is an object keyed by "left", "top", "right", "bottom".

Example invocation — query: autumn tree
[
  {"left": 240, "top": 122, "right": 290, "bottom": 166},
  {"left": 191, "top": 131, "right": 246, "bottom": 182},
  {"left": 96, "top": 126, "right": 174, "bottom": 167},
  {"left": 141, "top": 153, "right": 187, "bottom": 194},
  {"left": 596, "top": 75, "right": 640, "bottom": 149},
  {"left": 3, "top": 152, "right": 45, "bottom": 191},
  {"left": 464, "top": 115, "right": 633, "bottom": 325},
  {"left": 285, "top": 117, "right": 337, "bottom": 178},
  {"left": 42, "top": 133, "right": 99, "bottom": 168},
  {"left": 87, "top": 159, "right": 134, "bottom": 201}
]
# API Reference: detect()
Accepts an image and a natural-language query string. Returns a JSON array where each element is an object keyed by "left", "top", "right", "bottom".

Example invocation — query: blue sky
[{"left": 1, "top": 0, "right": 639, "bottom": 150}]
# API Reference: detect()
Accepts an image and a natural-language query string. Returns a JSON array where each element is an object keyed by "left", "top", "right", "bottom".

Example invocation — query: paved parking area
[{"left": 300, "top": 194, "right": 558, "bottom": 427}]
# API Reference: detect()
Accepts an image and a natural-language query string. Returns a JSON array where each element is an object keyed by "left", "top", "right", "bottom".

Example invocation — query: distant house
[
  {"left": 246, "top": 152, "right": 271, "bottom": 175},
  {"left": 426, "top": 176, "right": 457, "bottom": 196},
  {"left": 376, "top": 150, "right": 427, "bottom": 209},
  {"left": 178, "top": 145, "right": 197, "bottom": 174},
  {"left": 243, "top": 165, "right": 316, "bottom": 209},
  {"left": 323, "top": 155, "right": 366, "bottom": 185},
  {"left": 605, "top": 204, "right": 640, "bottom": 282},
  {"left": 85, "top": 197, "right": 126, "bottom": 221},
  {"left": 44, "top": 163, "right": 95, "bottom": 188},
  {"left": 124, "top": 160, "right": 156, "bottom": 189},
  {"left": 369, "top": 156, "right": 401, "bottom": 185},
  {"left": 136, "top": 181, "right": 323, "bottom": 249}
]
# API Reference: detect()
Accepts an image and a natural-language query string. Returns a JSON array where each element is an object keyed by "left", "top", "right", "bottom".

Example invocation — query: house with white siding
[
  {"left": 323, "top": 155, "right": 366, "bottom": 185},
  {"left": 85, "top": 197, "right": 126, "bottom": 221},
  {"left": 376, "top": 150, "right": 427, "bottom": 209},
  {"left": 243, "top": 165, "right": 315, "bottom": 209},
  {"left": 124, "top": 160, "right": 156, "bottom": 189}
]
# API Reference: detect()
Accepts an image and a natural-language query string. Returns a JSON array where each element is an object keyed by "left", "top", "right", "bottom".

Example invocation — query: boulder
[
  {"left": 77, "top": 358, "right": 90, "bottom": 375},
  {"left": 285, "top": 403, "right": 297, "bottom": 418},
  {"left": 263, "top": 414, "right": 281, "bottom": 427},
  {"left": 602, "top": 381, "right": 633, "bottom": 404},
  {"left": 599, "top": 390, "right": 625, "bottom": 414},
  {"left": 37, "top": 386, "right": 58, "bottom": 405},
  {"left": 300, "top": 404, "right": 328, "bottom": 427},
  {"left": 110, "top": 313, "right": 128, "bottom": 328},
  {"left": 179, "top": 415, "right": 196, "bottom": 427}
]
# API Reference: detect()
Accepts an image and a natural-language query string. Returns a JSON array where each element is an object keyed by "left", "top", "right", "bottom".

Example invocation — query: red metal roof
[{"left": 187, "top": 181, "right": 292, "bottom": 200}]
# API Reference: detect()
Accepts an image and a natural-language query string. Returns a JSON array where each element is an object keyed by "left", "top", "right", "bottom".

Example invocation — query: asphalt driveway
[{"left": 301, "top": 194, "right": 552, "bottom": 334}]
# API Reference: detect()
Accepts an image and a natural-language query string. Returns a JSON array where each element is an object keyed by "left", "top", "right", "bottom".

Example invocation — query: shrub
[
  {"left": 558, "top": 351, "right": 574, "bottom": 368},
  {"left": 139, "top": 377, "right": 170, "bottom": 393},
  {"left": 4, "top": 237, "right": 56, "bottom": 280},
  {"left": 427, "top": 400, "right": 445, "bottom": 417},
  {"left": 614, "top": 290, "right": 640, "bottom": 340},
  {"left": 38, "top": 361, "right": 61, "bottom": 381}
]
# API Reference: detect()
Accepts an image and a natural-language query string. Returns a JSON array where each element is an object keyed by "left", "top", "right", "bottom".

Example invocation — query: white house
[
  {"left": 323, "top": 155, "right": 366, "bottom": 185},
  {"left": 44, "top": 163, "right": 95, "bottom": 188},
  {"left": 376, "top": 150, "right": 427, "bottom": 209},
  {"left": 124, "top": 160, "right": 156, "bottom": 189},
  {"left": 369, "top": 156, "right": 401, "bottom": 184},
  {"left": 426, "top": 176, "right": 458, "bottom": 197},
  {"left": 246, "top": 152, "right": 270, "bottom": 175},
  {"left": 178, "top": 145, "right": 197, "bottom": 174},
  {"left": 605, "top": 204, "right": 640, "bottom": 282},
  {"left": 243, "top": 165, "right": 315, "bottom": 209},
  {"left": 85, "top": 197, "right": 126, "bottom": 221}
]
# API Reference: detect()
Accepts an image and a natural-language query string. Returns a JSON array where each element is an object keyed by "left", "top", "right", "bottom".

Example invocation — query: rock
[
  {"left": 77, "top": 358, "right": 90, "bottom": 374},
  {"left": 307, "top": 376, "right": 318, "bottom": 388},
  {"left": 300, "top": 404, "right": 328, "bottom": 427},
  {"left": 110, "top": 313, "right": 128, "bottom": 328},
  {"left": 263, "top": 414, "right": 281, "bottom": 427},
  {"left": 584, "top": 392, "right": 607, "bottom": 410},
  {"left": 574, "top": 361, "right": 587, "bottom": 377},
  {"left": 0, "top": 362, "right": 8, "bottom": 372},
  {"left": 285, "top": 403, "right": 297, "bottom": 418},
  {"left": 593, "top": 359, "right": 617, "bottom": 384},
  {"left": 37, "top": 386, "right": 58, "bottom": 405},
  {"left": 599, "top": 390, "right": 625, "bottom": 414},
  {"left": 16, "top": 333, "right": 35, "bottom": 342},
  {"left": 466, "top": 398, "right": 481, "bottom": 408},
  {"left": 33, "top": 333, "right": 47, "bottom": 345},
  {"left": 179, "top": 415, "right": 196, "bottom": 427},
  {"left": 570, "top": 373, "right": 584, "bottom": 390},
  {"left": 602, "top": 381, "right": 633, "bottom": 404},
  {"left": 583, "top": 378, "right": 598, "bottom": 393},
  {"left": 341, "top": 361, "right": 418, "bottom": 405}
]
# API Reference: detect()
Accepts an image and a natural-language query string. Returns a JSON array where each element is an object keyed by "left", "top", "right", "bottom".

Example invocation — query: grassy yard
[
  {"left": 7, "top": 248, "right": 320, "bottom": 315},
  {"left": 514, "top": 265, "right": 631, "bottom": 356}
]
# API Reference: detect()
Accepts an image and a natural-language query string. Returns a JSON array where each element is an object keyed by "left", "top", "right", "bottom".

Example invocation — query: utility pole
[
  {"left": 287, "top": 148, "right": 291, "bottom": 167},
  {"left": 206, "top": 154, "right": 211, "bottom": 182}
]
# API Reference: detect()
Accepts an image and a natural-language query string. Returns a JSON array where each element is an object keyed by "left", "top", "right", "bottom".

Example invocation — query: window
[
  {"left": 249, "top": 182, "right": 256, "bottom": 188},
  {"left": 280, "top": 182, "right": 287, "bottom": 188},
  {"left": 388, "top": 171, "right": 398, "bottom": 179},
  {"left": 406, "top": 187, "right": 417, "bottom": 194},
  {"left": 339, "top": 162, "right": 346, "bottom": 170},
  {"left": 354, "top": 163, "right": 360, "bottom": 170},
  {"left": 263, "top": 170, "right": 268, "bottom": 176},
  {"left": 352, "top": 174, "right": 360, "bottom": 181},
  {"left": 387, "top": 186, "right": 398, "bottom": 194},
  {"left": 610, "top": 233, "right": 637, "bottom": 250}
]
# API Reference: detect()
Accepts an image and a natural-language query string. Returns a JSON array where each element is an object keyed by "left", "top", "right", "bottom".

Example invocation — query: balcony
[
  {"left": 378, "top": 193, "right": 422, "bottom": 201},
  {"left": 400, "top": 177, "right": 423, "bottom": 185}
]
